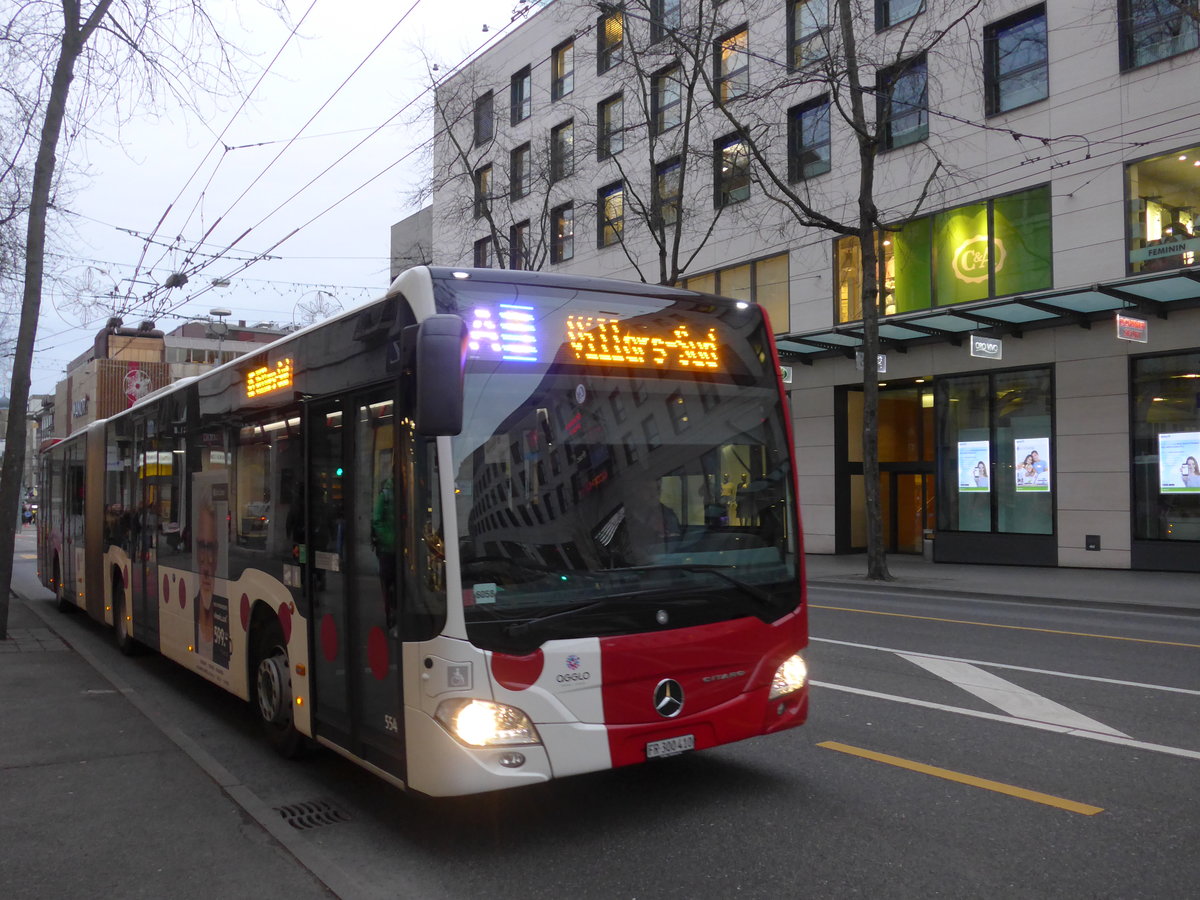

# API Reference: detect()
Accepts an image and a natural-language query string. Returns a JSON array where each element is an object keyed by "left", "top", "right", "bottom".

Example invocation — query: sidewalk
[
  {"left": 804, "top": 552, "right": 1200, "bottom": 614},
  {"left": 1, "top": 557, "right": 340, "bottom": 899}
]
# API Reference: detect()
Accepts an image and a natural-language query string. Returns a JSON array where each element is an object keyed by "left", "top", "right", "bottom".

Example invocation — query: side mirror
[{"left": 414, "top": 314, "right": 467, "bottom": 436}]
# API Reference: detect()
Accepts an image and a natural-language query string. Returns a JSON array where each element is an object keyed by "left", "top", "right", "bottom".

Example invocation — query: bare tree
[
  {"left": 662, "top": 0, "right": 983, "bottom": 580},
  {"left": 0, "top": 0, "right": 275, "bottom": 637}
]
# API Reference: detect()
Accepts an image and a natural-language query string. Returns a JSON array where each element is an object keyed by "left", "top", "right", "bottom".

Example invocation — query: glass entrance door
[{"left": 306, "top": 389, "right": 406, "bottom": 778}]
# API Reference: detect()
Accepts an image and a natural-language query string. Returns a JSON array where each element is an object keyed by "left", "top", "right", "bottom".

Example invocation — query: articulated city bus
[{"left": 38, "top": 267, "right": 808, "bottom": 796}]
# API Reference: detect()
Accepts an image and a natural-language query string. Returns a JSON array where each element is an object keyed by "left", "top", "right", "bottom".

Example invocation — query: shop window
[
  {"left": 1119, "top": 0, "right": 1199, "bottom": 70},
  {"left": 984, "top": 5, "right": 1048, "bottom": 115},
  {"left": 681, "top": 253, "right": 790, "bottom": 334},
  {"left": 1131, "top": 351, "right": 1200, "bottom": 542},
  {"left": 936, "top": 368, "right": 1053, "bottom": 536},
  {"left": 1126, "top": 145, "right": 1200, "bottom": 274},
  {"left": 835, "top": 185, "right": 1050, "bottom": 323}
]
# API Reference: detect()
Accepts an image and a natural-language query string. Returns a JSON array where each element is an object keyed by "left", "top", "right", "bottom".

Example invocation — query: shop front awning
[{"left": 775, "top": 266, "right": 1200, "bottom": 363}]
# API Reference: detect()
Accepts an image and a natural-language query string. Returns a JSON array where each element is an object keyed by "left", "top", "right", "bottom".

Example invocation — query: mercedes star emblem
[{"left": 654, "top": 678, "right": 684, "bottom": 718}]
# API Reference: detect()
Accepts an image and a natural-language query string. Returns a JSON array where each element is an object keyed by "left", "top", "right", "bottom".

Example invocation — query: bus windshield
[{"left": 444, "top": 276, "right": 798, "bottom": 653}]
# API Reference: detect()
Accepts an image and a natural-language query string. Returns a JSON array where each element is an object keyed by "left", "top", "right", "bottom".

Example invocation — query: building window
[
  {"left": 598, "top": 9, "right": 624, "bottom": 73},
  {"left": 1120, "top": 0, "right": 1200, "bottom": 69},
  {"left": 510, "top": 143, "right": 531, "bottom": 200},
  {"left": 876, "top": 0, "right": 924, "bottom": 30},
  {"left": 651, "top": 0, "right": 681, "bottom": 43},
  {"left": 985, "top": 5, "right": 1048, "bottom": 115},
  {"left": 551, "top": 120, "right": 574, "bottom": 182},
  {"left": 510, "top": 66, "right": 532, "bottom": 124},
  {"left": 681, "top": 253, "right": 791, "bottom": 333},
  {"left": 552, "top": 39, "right": 574, "bottom": 100},
  {"left": 551, "top": 203, "right": 574, "bottom": 263},
  {"left": 834, "top": 185, "right": 1052, "bottom": 323},
  {"left": 473, "top": 91, "right": 494, "bottom": 146},
  {"left": 715, "top": 26, "right": 749, "bottom": 103},
  {"left": 652, "top": 65, "right": 683, "bottom": 134},
  {"left": 1126, "top": 144, "right": 1199, "bottom": 274},
  {"left": 937, "top": 368, "right": 1053, "bottom": 536},
  {"left": 473, "top": 237, "right": 493, "bottom": 268},
  {"left": 473, "top": 164, "right": 492, "bottom": 218},
  {"left": 1132, "top": 351, "right": 1200, "bottom": 545},
  {"left": 598, "top": 93, "right": 624, "bottom": 159},
  {"left": 510, "top": 221, "right": 530, "bottom": 269},
  {"left": 655, "top": 157, "right": 682, "bottom": 228},
  {"left": 598, "top": 181, "right": 624, "bottom": 247},
  {"left": 789, "top": 0, "right": 830, "bottom": 69},
  {"left": 879, "top": 54, "right": 927, "bottom": 150},
  {"left": 788, "top": 96, "right": 831, "bottom": 181},
  {"left": 715, "top": 133, "right": 750, "bottom": 207}
]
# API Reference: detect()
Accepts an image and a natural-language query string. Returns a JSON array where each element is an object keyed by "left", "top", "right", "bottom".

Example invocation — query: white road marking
[
  {"left": 898, "top": 654, "right": 1130, "bottom": 738},
  {"left": 811, "top": 681, "right": 1200, "bottom": 761},
  {"left": 812, "top": 637, "right": 1200, "bottom": 696}
]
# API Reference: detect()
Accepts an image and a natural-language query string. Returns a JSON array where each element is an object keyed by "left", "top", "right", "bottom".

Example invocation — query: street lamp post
[{"left": 209, "top": 307, "right": 232, "bottom": 365}]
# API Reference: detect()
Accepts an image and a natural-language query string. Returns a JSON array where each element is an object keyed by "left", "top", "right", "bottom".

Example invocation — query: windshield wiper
[{"left": 599, "top": 564, "right": 774, "bottom": 610}]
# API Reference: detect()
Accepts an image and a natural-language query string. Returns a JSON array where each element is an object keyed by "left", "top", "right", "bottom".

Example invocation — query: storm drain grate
[{"left": 275, "top": 799, "right": 351, "bottom": 830}]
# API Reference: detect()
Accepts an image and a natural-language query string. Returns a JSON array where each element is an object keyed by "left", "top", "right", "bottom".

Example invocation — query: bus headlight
[
  {"left": 435, "top": 698, "right": 541, "bottom": 747},
  {"left": 769, "top": 653, "right": 808, "bottom": 700}
]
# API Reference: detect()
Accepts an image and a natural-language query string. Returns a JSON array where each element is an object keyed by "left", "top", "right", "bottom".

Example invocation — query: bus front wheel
[{"left": 254, "top": 617, "right": 304, "bottom": 758}]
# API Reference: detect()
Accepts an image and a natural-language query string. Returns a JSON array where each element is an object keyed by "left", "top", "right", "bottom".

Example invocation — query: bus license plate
[{"left": 646, "top": 734, "right": 695, "bottom": 759}]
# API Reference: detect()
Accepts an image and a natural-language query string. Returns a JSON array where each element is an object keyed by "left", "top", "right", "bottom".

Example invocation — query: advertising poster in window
[
  {"left": 193, "top": 473, "right": 232, "bottom": 676},
  {"left": 957, "top": 440, "right": 991, "bottom": 492},
  {"left": 1158, "top": 432, "right": 1200, "bottom": 493},
  {"left": 1014, "top": 437, "right": 1051, "bottom": 491}
]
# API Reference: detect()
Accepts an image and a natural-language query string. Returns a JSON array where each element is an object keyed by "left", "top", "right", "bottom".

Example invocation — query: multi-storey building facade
[{"left": 426, "top": 0, "right": 1200, "bottom": 572}]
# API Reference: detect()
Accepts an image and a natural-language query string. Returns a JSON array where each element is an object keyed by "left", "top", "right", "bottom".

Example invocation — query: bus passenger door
[{"left": 306, "top": 390, "right": 406, "bottom": 779}]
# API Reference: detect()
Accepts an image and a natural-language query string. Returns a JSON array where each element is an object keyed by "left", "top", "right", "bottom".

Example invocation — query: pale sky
[{"left": 27, "top": 0, "right": 515, "bottom": 395}]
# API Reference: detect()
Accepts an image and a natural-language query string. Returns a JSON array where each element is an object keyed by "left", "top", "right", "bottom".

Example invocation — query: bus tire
[
  {"left": 54, "top": 557, "right": 73, "bottom": 614},
  {"left": 253, "top": 617, "right": 305, "bottom": 758},
  {"left": 113, "top": 570, "right": 137, "bottom": 656}
]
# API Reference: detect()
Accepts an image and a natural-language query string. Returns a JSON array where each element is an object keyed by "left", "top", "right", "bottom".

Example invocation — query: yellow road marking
[
  {"left": 810, "top": 604, "right": 1200, "bottom": 649},
  {"left": 19, "top": 553, "right": 38, "bottom": 559},
  {"left": 818, "top": 741, "right": 1104, "bottom": 816}
]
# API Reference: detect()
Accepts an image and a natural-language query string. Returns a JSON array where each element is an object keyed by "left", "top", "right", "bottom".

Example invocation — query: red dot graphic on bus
[
  {"left": 367, "top": 627, "right": 389, "bottom": 681},
  {"left": 178, "top": 579, "right": 187, "bottom": 610},
  {"left": 279, "top": 603, "right": 293, "bottom": 644},
  {"left": 491, "top": 649, "right": 544, "bottom": 690},
  {"left": 320, "top": 614, "right": 338, "bottom": 662},
  {"left": 240, "top": 594, "right": 250, "bottom": 632},
  {"left": 162, "top": 575, "right": 170, "bottom": 604}
]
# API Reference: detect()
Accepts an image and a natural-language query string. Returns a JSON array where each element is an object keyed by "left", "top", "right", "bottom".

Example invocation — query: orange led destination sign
[
  {"left": 565, "top": 315, "right": 721, "bottom": 369},
  {"left": 246, "top": 358, "right": 294, "bottom": 398}
]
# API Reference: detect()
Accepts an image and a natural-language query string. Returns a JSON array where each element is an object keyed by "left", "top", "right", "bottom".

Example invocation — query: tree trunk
[{"left": 0, "top": 5, "right": 98, "bottom": 637}]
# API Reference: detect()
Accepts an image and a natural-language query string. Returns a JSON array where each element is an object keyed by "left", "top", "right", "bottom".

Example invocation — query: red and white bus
[{"left": 39, "top": 267, "right": 808, "bottom": 796}]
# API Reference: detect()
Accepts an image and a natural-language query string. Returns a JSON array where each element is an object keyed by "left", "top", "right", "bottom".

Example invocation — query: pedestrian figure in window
[{"left": 372, "top": 476, "right": 398, "bottom": 634}]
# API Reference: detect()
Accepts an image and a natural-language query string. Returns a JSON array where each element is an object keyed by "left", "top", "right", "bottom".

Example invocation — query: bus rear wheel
[
  {"left": 113, "top": 572, "right": 136, "bottom": 656},
  {"left": 254, "top": 617, "right": 304, "bottom": 758},
  {"left": 54, "top": 557, "right": 73, "bottom": 614}
]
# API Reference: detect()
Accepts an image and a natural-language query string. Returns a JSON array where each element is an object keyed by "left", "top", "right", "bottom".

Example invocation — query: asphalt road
[{"left": 12, "top": 542, "right": 1200, "bottom": 899}]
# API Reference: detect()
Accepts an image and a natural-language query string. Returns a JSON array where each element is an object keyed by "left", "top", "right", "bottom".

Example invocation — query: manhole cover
[{"left": 275, "top": 799, "right": 351, "bottom": 830}]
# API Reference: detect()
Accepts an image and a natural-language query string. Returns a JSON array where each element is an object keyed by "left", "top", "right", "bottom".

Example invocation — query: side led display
[
  {"left": 246, "top": 358, "right": 294, "bottom": 398},
  {"left": 565, "top": 315, "right": 720, "bottom": 369},
  {"left": 469, "top": 304, "right": 539, "bottom": 362}
]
